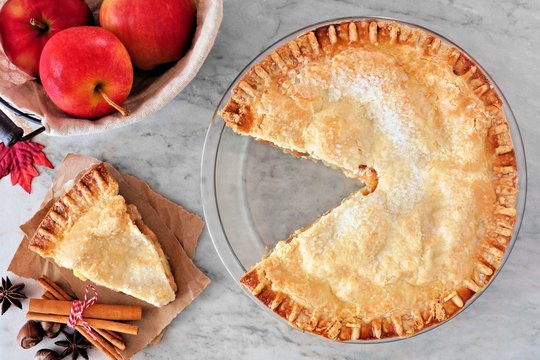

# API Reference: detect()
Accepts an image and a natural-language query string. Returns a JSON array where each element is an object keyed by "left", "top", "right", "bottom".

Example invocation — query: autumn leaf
[{"left": 0, "top": 140, "right": 53, "bottom": 193}]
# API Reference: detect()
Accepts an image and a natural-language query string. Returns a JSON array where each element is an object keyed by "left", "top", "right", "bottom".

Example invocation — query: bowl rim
[{"left": 201, "top": 16, "right": 528, "bottom": 344}]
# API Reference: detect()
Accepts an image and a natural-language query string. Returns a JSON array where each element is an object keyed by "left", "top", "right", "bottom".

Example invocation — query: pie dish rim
[{"left": 201, "top": 16, "right": 528, "bottom": 343}]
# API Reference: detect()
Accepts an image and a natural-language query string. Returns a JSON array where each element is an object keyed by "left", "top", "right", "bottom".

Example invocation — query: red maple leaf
[{"left": 0, "top": 140, "right": 54, "bottom": 193}]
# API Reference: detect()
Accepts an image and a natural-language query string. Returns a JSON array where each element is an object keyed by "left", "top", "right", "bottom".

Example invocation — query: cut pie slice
[
  {"left": 221, "top": 20, "right": 518, "bottom": 340},
  {"left": 29, "top": 163, "right": 177, "bottom": 307}
]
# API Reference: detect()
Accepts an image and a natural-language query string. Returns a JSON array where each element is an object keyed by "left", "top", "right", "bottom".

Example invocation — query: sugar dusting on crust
[
  {"left": 256, "top": 45, "right": 498, "bottom": 320},
  {"left": 329, "top": 60, "right": 428, "bottom": 214},
  {"left": 341, "top": 73, "right": 411, "bottom": 151},
  {"left": 53, "top": 194, "right": 176, "bottom": 307}
]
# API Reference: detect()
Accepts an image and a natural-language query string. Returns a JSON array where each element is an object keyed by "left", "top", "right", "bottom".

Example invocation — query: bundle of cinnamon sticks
[{"left": 29, "top": 276, "right": 142, "bottom": 360}]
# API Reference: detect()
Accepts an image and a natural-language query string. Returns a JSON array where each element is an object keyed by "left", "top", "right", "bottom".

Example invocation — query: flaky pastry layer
[{"left": 29, "top": 163, "right": 177, "bottom": 307}]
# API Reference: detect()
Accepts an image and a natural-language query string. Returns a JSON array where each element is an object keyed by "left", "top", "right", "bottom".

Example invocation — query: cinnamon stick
[
  {"left": 26, "top": 312, "right": 138, "bottom": 335},
  {"left": 104, "top": 329, "right": 125, "bottom": 343},
  {"left": 77, "top": 325, "right": 124, "bottom": 360},
  {"left": 95, "top": 328, "right": 126, "bottom": 351},
  {"left": 39, "top": 275, "right": 73, "bottom": 300},
  {"left": 29, "top": 299, "right": 142, "bottom": 321},
  {"left": 41, "top": 291, "right": 55, "bottom": 300},
  {"left": 36, "top": 278, "right": 65, "bottom": 300},
  {"left": 35, "top": 276, "right": 128, "bottom": 356}
]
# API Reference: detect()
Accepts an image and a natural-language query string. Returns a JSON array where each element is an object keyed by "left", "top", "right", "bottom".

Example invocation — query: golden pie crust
[
  {"left": 29, "top": 163, "right": 177, "bottom": 307},
  {"left": 220, "top": 20, "right": 518, "bottom": 340}
]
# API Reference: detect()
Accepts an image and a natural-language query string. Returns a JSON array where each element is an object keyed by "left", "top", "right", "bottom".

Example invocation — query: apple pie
[
  {"left": 220, "top": 20, "right": 518, "bottom": 340},
  {"left": 29, "top": 163, "right": 177, "bottom": 307}
]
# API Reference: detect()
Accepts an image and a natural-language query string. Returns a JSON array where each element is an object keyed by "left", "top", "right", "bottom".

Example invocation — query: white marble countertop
[{"left": 1, "top": 0, "right": 539, "bottom": 358}]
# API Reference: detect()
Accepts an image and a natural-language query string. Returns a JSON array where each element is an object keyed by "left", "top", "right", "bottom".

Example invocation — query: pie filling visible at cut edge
[
  {"left": 220, "top": 20, "right": 518, "bottom": 340},
  {"left": 29, "top": 163, "right": 177, "bottom": 307}
]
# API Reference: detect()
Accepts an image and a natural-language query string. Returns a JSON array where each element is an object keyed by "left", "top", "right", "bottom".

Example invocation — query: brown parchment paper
[{"left": 8, "top": 154, "right": 210, "bottom": 358}]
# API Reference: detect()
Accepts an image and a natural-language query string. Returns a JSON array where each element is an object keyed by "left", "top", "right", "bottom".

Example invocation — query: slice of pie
[
  {"left": 220, "top": 20, "right": 518, "bottom": 340},
  {"left": 29, "top": 163, "right": 177, "bottom": 307}
]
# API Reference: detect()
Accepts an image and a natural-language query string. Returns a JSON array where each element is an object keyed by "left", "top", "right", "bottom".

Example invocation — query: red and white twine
[{"left": 67, "top": 285, "right": 99, "bottom": 339}]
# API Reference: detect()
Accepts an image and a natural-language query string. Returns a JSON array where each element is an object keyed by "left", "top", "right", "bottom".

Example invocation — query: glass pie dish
[{"left": 201, "top": 16, "right": 527, "bottom": 342}]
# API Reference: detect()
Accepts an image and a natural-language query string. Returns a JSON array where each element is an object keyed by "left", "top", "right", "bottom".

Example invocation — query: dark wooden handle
[{"left": 0, "top": 107, "right": 23, "bottom": 147}]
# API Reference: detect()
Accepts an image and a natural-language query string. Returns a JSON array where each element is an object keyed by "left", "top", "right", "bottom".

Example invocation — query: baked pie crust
[
  {"left": 220, "top": 20, "right": 518, "bottom": 340},
  {"left": 29, "top": 163, "right": 177, "bottom": 307}
]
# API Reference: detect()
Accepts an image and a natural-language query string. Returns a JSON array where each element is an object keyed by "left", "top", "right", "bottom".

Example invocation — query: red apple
[
  {"left": 39, "top": 26, "right": 133, "bottom": 119},
  {"left": 0, "top": 0, "right": 93, "bottom": 77},
  {"left": 99, "top": 0, "right": 196, "bottom": 71}
]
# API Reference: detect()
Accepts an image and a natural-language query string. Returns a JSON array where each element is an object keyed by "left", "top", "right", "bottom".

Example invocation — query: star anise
[
  {"left": 0, "top": 276, "right": 26, "bottom": 315},
  {"left": 55, "top": 330, "right": 92, "bottom": 360}
]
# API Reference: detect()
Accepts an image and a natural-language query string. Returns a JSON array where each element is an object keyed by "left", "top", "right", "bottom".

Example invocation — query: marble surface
[{"left": 1, "top": 0, "right": 539, "bottom": 358}]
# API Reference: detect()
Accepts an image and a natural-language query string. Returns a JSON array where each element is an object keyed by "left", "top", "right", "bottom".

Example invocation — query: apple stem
[
  {"left": 29, "top": 18, "right": 47, "bottom": 31},
  {"left": 97, "top": 87, "right": 129, "bottom": 116}
]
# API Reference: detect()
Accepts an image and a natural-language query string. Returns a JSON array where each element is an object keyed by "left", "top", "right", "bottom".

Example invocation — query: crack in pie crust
[
  {"left": 29, "top": 163, "right": 177, "bottom": 307},
  {"left": 220, "top": 20, "right": 518, "bottom": 340}
]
